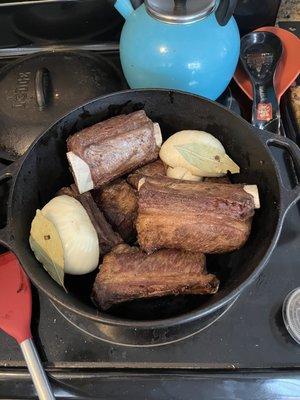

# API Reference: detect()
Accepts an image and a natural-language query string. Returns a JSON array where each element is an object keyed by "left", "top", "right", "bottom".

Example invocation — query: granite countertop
[
  {"left": 276, "top": 0, "right": 300, "bottom": 131},
  {"left": 277, "top": 0, "right": 300, "bottom": 21}
]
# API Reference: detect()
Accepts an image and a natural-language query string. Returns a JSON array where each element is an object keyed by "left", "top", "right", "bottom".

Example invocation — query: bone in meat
[
  {"left": 66, "top": 111, "right": 162, "bottom": 193},
  {"left": 203, "top": 176, "right": 231, "bottom": 184},
  {"left": 92, "top": 244, "right": 219, "bottom": 310},
  {"left": 93, "top": 179, "right": 138, "bottom": 242},
  {"left": 127, "top": 159, "right": 167, "bottom": 189},
  {"left": 137, "top": 176, "right": 256, "bottom": 254}
]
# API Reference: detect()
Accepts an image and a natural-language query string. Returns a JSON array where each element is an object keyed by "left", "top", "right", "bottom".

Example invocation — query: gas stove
[{"left": 0, "top": 1, "right": 300, "bottom": 399}]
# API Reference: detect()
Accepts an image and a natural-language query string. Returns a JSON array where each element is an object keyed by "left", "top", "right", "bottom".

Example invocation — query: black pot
[{"left": 0, "top": 89, "right": 299, "bottom": 346}]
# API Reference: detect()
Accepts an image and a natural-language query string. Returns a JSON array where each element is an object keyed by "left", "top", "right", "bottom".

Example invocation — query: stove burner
[
  {"left": 52, "top": 297, "right": 238, "bottom": 347},
  {"left": 12, "top": 2, "right": 122, "bottom": 43}
]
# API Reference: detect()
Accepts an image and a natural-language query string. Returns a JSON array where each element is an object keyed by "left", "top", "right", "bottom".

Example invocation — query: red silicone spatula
[{"left": 0, "top": 252, "right": 55, "bottom": 400}]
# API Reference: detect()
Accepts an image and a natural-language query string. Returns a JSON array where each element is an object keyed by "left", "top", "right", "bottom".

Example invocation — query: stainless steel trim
[
  {"left": 144, "top": 0, "right": 217, "bottom": 24},
  {"left": 0, "top": 43, "right": 120, "bottom": 58},
  {"left": 0, "top": 0, "right": 76, "bottom": 7}
]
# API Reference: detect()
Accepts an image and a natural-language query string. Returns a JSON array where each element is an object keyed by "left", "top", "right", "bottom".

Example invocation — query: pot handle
[
  {"left": 216, "top": 0, "right": 238, "bottom": 26},
  {"left": 260, "top": 131, "right": 300, "bottom": 212},
  {"left": 0, "top": 159, "right": 23, "bottom": 250}
]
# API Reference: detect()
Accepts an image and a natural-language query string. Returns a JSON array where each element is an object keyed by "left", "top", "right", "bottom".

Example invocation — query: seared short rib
[
  {"left": 66, "top": 111, "right": 162, "bottom": 193},
  {"left": 137, "top": 177, "right": 255, "bottom": 254},
  {"left": 127, "top": 159, "right": 167, "bottom": 189},
  {"left": 92, "top": 244, "right": 219, "bottom": 310},
  {"left": 203, "top": 176, "right": 231, "bottom": 184},
  {"left": 93, "top": 179, "right": 138, "bottom": 242}
]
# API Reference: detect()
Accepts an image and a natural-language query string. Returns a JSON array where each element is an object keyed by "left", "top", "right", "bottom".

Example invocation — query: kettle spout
[{"left": 114, "top": 0, "right": 134, "bottom": 20}]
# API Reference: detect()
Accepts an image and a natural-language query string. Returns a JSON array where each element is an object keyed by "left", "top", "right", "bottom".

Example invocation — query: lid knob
[{"left": 145, "top": 0, "right": 217, "bottom": 23}]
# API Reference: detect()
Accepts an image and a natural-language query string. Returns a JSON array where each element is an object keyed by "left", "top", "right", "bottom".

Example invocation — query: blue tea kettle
[{"left": 115, "top": 0, "right": 240, "bottom": 100}]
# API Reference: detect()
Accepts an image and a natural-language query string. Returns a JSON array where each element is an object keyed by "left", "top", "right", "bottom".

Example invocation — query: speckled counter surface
[
  {"left": 276, "top": 0, "right": 300, "bottom": 36},
  {"left": 277, "top": 0, "right": 300, "bottom": 21},
  {"left": 277, "top": 0, "right": 300, "bottom": 133}
]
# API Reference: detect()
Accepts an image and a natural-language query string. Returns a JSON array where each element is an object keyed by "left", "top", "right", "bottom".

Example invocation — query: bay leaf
[
  {"left": 175, "top": 142, "right": 240, "bottom": 174},
  {"left": 29, "top": 210, "right": 66, "bottom": 290}
]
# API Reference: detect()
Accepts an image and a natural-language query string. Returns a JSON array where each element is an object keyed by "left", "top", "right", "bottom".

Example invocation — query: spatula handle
[{"left": 20, "top": 338, "right": 55, "bottom": 400}]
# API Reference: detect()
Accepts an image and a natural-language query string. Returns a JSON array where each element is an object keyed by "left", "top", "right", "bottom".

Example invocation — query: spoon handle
[
  {"left": 252, "top": 82, "right": 281, "bottom": 134},
  {"left": 20, "top": 338, "right": 55, "bottom": 400}
]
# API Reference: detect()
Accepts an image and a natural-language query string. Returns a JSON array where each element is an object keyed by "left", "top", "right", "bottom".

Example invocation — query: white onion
[
  {"left": 41, "top": 195, "right": 99, "bottom": 275},
  {"left": 159, "top": 130, "right": 240, "bottom": 177},
  {"left": 167, "top": 166, "right": 203, "bottom": 181}
]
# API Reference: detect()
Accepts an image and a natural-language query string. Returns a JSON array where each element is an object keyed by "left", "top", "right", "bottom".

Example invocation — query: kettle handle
[{"left": 216, "top": 0, "right": 237, "bottom": 26}]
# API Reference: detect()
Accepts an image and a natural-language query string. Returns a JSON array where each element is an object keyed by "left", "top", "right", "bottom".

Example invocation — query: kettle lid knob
[{"left": 145, "top": 0, "right": 217, "bottom": 23}]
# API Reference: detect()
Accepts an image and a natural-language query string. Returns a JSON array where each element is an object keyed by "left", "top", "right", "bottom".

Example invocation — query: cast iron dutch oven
[{"left": 0, "top": 90, "right": 299, "bottom": 346}]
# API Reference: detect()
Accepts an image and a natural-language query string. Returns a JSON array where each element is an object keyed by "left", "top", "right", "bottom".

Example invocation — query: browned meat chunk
[
  {"left": 203, "top": 176, "right": 231, "bottom": 184},
  {"left": 67, "top": 111, "right": 161, "bottom": 192},
  {"left": 57, "top": 185, "right": 123, "bottom": 255},
  {"left": 93, "top": 179, "right": 138, "bottom": 242},
  {"left": 137, "top": 177, "right": 255, "bottom": 254},
  {"left": 92, "top": 244, "right": 219, "bottom": 310},
  {"left": 127, "top": 159, "right": 167, "bottom": 189},
  {"left": 56, "top": 186, "right": 76, "bottom": 197}
]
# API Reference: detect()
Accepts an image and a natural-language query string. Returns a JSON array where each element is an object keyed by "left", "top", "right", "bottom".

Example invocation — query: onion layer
[{"left": 41, "top": 195, "right": 99, "bottom": 275}]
